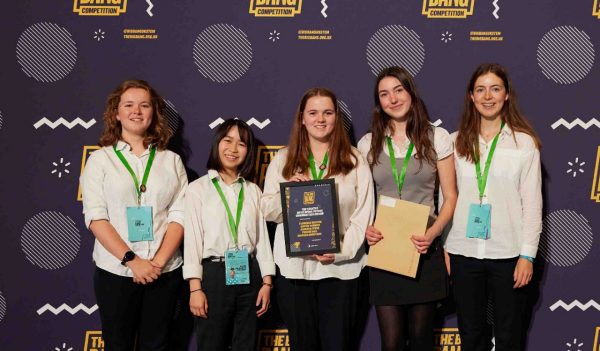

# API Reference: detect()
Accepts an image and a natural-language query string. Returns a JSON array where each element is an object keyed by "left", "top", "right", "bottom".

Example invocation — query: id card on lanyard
[
  {"left": 212, "top": 177, "right": 250, "bottom": 285},
  {"left": 466, "top": 122, "right": 504, "bottom": 240},
  {"left": 114, "top": 145, "right": 156, "bottom": 242}
]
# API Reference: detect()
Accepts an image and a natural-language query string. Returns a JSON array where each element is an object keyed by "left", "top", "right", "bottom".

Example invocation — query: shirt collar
[
  {"left": 208, "top": 169, "right": 245, "bottom": 184},
  {"left": 478, "top": 123, "right": 513, "bottom": 144},
  {"left": 115, "top": 140, "right": 155, "bottom": 155}
]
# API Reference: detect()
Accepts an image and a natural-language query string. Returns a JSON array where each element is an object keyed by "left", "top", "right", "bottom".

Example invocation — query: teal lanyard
[
  {"left": 211, "top": 177, "right": 245, "bottom": 246},
  {"left": 474, "top": 122, "right": 505, "bottom": 204},
  {"left": 308, "top": 151, "right": 329, "bottom": 180},
  {"left": 386, "top": 137, "right": 414, "bottom": 199},
  {"left": 113, "top": 145, "right": 156, "bottom": 206}
]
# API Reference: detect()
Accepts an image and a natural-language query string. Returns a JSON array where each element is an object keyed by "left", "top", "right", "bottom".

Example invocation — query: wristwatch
[{"left": 121, "top": 251, "right": 136, "bottom": 266}]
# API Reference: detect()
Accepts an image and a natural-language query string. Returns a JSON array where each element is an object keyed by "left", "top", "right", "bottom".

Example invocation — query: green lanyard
[
  {"left": 308, "top": 151, "right": 329, "bottom": 180},
  {"left": 386, "top": 136, "right": 414, "bottom": 199},
  {"left": 211, "top": 177, "right": 245, "bottom": 246},
  {"left": 113, "top": 145, "right": 156, "bottom": 206},
  {"left": 474, "top": 122, "right": 505, "bottom": 204}
]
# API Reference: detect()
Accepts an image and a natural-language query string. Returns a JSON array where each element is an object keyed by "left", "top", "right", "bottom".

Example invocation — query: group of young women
[{"left": 81, "top": 63, "right": 542, "bottom": 351}]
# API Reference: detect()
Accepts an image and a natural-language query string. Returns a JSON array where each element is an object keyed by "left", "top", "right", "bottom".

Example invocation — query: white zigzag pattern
[
  {"left": 209, "top": 118, "right": 271, "bottom": 130},
  {"left": 37, "top": 303, "right": 98, "bottom": 315},
  {"left": 549, "top": 299, "right": 600, "bottom": 311},
  {"left": 492, "top": 0, "right": 500, "bottom": 19},
  {"left": 551, "top": 118, "right": 600, "bottom": 130},
  {"left": 321, "top": 0, "right": 328, "bottom": 18},
  {"left": 34, "top": 117, "right": 96, "bottom": 129},
  {"left": 146, "top": 0, "right": 154, "bottom": 17}
]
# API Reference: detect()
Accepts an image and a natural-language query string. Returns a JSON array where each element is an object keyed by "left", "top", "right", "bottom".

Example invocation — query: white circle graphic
[
  {"left": 16, "top": 22, "right": 77, "bottom": 83},
  {"left": 538, "top": 210, "right": 593, "bottom": 267},
  {"left": 0, "top": 291, "right": 6, "bottom": 322},
  {"left": 164, "top": 99, "right": 181, "bottom": 133},
  {"left": 366, "top": 25, "right": 425, "bottom": 77},
  {"left": 338, "top": 100, "right": 353, "bottom": 133},
  {"left": 21, "top": 211, "right": 81, "bottom": 270},
  {"left": 193, "top": 24, "right": 253, "bottom": 83},
  {"left": 537, "top": 26, "right": 595, "bottom": 85}
]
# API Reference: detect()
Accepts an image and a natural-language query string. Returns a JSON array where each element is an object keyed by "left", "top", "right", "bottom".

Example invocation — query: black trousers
[
  {"left": 450, "top": 254, "right": 527, "bottom": 351},
  {"left": 195, "top": 258, "right": 262, "bottom": 351},
  {"left": 276, "top": 274, "right": 359, "bottom": 351},
  {"left": 94, "top": 267, "right": 183, "bottom": 351}
]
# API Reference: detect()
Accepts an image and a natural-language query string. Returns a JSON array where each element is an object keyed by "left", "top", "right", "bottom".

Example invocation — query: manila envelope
[{"left": 367, "top": 195, "right": 430, "bottom": 278}]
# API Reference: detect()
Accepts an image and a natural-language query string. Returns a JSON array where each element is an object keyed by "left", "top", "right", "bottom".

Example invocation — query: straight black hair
[{"left": 206, "top": 119, "right": 256, "bottom": 180}]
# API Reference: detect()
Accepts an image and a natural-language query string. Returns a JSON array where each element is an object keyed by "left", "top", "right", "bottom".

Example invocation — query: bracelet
[
  {"left": 190, "top": 288, "right": 203, "bottom": 293},
  {"left": 262, "top": 282, "right": 273, "bottom": 288},
  {"left": 519, "top": 255, "right": 534, "bottom": 263}
]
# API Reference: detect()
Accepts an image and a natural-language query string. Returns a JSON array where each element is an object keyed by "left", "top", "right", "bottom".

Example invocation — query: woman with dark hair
[
  {"left": 183, "top": 119, "right": 275, "bottom": 351},
  {"left": 261, "top": 87, "right": 374, "bottom": 351},
  {"left": 357, "top": 66, "right": 457, "bottom": 351},
  {"left": 446, "top": 63, "right": 542, "bottom": 351},
  {"left": 81, "top": 79, "right": 188, "bottom": 350}
]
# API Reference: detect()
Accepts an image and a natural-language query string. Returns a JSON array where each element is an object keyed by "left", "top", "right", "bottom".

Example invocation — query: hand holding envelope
[{"left": 367, "top": 195, "right": 431, "bottom": 278}]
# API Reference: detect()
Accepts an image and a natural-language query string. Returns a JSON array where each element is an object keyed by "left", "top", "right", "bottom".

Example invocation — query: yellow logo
[
  {"left": 422, "top": 0, "right": 475, "bottom": 18},
  {"left": 594, "top": 0, "right": 600, "bottom": 18},
  {"left": 434, "top": 328, "right": 461, "bottom": 350},
  {"left": 303, "top": 191, "right": 315, "bottom": 205},
  {"left": 77, "top": 145, "right": 101, "bottom": 201},
  {"left": 257, "top": 329, "right": 290, "bottom": 350},
  {"left": 292, "top": 241, "right": 301, "bottom": 249},
  {"left": 83, "top": 331, "right": 104, "bottom": 351},
  {"left": 73, "top": 0, "right": 127, "bottom": 16},
  {"left": 591, "top": 146, "right": 600, "bottom": 202},
  {"left": 593, "top": 326, "right": 600, "bottom": 351},
  {"left": 249, "top": 0, "right": 302, "bottom": 17},
  {"left": 254, "top": 145, "right": 284, "bottom": 189}
]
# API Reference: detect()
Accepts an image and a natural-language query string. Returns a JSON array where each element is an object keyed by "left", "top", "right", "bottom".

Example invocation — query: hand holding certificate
[
  {"left": 280, "top": 179, "right": 341, "bottom": 257},
  {"left": 367, "top": 195, "right": 430, "bottom": 278}
]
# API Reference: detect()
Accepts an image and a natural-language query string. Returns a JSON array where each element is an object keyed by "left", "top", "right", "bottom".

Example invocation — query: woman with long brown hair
[
  {"left": 81, "top": 80, "right": 187, "bottom": 350},
  {"left": 261, "top": 87, "right": 374, "bottom": 351},
  {"left": 358, "top": 66, "right": 457, "bottom": 350},
  {"left": 446, "top": 63, "right": 542, "bottom": 350}
]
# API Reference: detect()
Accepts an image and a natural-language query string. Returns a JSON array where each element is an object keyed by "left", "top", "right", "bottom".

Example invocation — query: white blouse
[
  {"left": 81, "top": 141, "right": 188, "bottom": 277},
  {"left": 445, "top": 126, "right": 542, "bottom": 259},
  {"left": 183, "top": 170, "right": 275, "bottom": 281},
  {"left": 261, "top": 148, "right": 374, "bottom": 280}
]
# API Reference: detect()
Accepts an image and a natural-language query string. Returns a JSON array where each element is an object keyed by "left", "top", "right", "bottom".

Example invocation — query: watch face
[{"left": 122, "top": 251, "right": 135, "bottom": 264}]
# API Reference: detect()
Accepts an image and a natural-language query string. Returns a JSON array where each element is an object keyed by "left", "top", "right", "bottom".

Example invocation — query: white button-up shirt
[
  {"left": 261, "top": 148, "right": 374, "bottom": 280},
  {"left": 445, "top": 126, "right": 542, "bottom": 259},
  {"left": 183, "top": 170, "right": 276, "bottom": 280},
  {"left": 81, "top": 141, "right": 187, "bottom": 276}
]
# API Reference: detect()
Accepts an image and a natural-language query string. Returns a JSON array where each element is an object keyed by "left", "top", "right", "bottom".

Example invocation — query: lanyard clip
[{"left": 479, "top": 196, "right": 483, "bottom": 206}]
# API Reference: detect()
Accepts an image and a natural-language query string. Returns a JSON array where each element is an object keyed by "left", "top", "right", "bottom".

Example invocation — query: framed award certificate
[{"left": 280, "top": 179, "right": 341, "bottom": 257}]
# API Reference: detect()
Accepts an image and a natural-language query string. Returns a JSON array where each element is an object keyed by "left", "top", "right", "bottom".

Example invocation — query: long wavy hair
[
  {"left": 99, "top": 79, "right": 172, "bottom": 150},
  {"left": 282, "top": 87, "right": 357, "bottom": 179},
  {"left": 455, "top": 63, "right": 541, "bottom": 163},
  {"left": 368, "top": 66, "right": 436, "bottom": 169}
]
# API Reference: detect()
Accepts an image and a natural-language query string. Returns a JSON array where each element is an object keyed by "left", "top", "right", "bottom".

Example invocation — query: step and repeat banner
[{"left": 0, "top": 1, "right": 599, "bottom": 350}]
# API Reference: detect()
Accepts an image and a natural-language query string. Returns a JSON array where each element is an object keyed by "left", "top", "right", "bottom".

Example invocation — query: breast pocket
[{"left": 490, "top": 149, "right": 522, "bottom": 180}]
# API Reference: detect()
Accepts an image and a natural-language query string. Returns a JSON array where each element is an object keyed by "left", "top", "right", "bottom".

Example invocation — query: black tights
[{"left": 375, "top": 303, "right": 436, "bottom": 351}]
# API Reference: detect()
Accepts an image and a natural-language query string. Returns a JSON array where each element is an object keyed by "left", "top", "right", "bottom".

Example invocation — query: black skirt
[{"left": 369, "top": 239, "right": 448, "bottom": 305}]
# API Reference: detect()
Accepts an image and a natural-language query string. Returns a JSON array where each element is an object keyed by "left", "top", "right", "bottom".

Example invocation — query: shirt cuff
[
  {"left": 167, "top": 210, "right": 185, "bottom": 227},
  {"left": 182, "top": 263, "right": 203, "bottom": 280},
  {"left": 84, "top": 209, "right": 109, "bottom": 229},
  {"left": 520, "top": 244, "right": 538, "bottom": 258},
  {"left": 257, "top": 260, "right": 276, "bottom": 278}
]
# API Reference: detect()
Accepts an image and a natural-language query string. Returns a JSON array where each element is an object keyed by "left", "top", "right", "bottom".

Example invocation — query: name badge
[
  {"left": 225, "top": 249, "right": 250, "bottom": 285},
  {"left": 466, "top": 203, "right": 491, "bottom": 240},
  {"left": 126, "top": 206, "right": 154, "bottom": 242}
]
